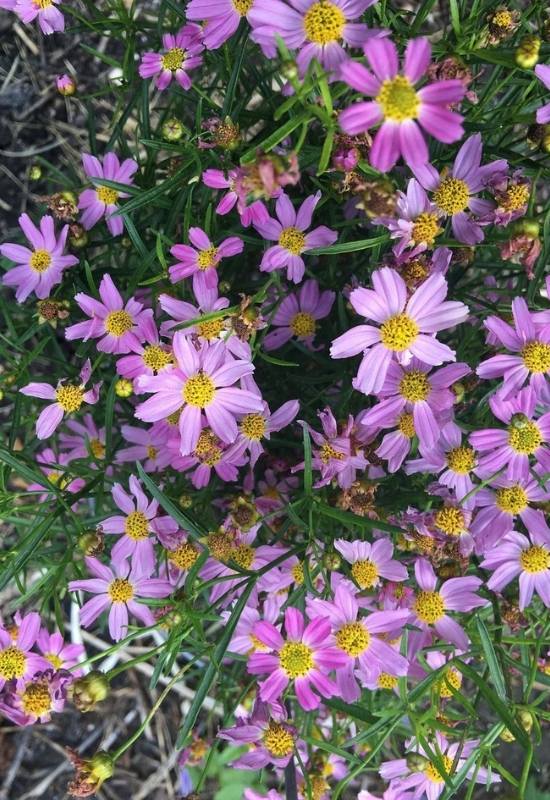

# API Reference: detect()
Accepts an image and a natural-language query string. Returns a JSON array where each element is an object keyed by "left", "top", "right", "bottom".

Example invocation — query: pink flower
[
  {"left": 135, "top": 336, "right": 263, "bottom": 455},
  {"left": 116, "top": 313, "right": 173, "bottom": 389},
  {"left": 263, "top": 279, "right": 335, "bottom": 351},
  {"left": 78, "top": 152, "right": 138, "bottom": 237},
  {"left": 334, "top": 537, "right": 407, "bottom": 588},
  {"left": 535, "top": 64, "right": 550, "bottom": 124},
  {"left": 374, "top": 179, "right": 442, "bottom": 256},
  {"left": 56, "top": 73, "right": 76, "bottom": 95},
  {"left": 170, "top": 428, "right": 248, "bottom": 488},
  {"left": 59, "top": 415, "right": 106, "bottom": 464},
  {"left": 0, "top": 612, "right": 48, "bottom": 690},
  {"left": 20, "top": 359, "right": 100, "bottom": 440},
  {"left": 218, "top": 700, "right": 297, "bottom": 769},
  {"left": 202, "top": 168, "right": 270, "bottom": 226},
  {"left": 1, "top": 670, "right": 72, "bottom": 726},
  {"left": 68, "top": 554, "right": 172, "bottom": 642},
  {"left": 339, "top": 37, "right": 465, "bottom": 171},
  {"left": 248, "top": 607, "right": 348, "bottom": 710},
  {"left": 472, "top": 478, "right": 549, "bottom": 551},
  {"left": 236, "top": 398, "right": 299, "bottom": 467},
  {"left": 36, "top": 629, "right": 85, "bottom": 674},
  {"left": 1, "top": 213, "right": 77, "bottom": 302},
  {"left": 14, "top": 0, "right": 64, "bottom": 34},
  {"left": 27, "top": 448, "right": 85, "bottom": 500},
  {"left": 254, "top": 191, "right": 337, "bottom": 283},
  {"left": 116, "top": 423, "right": 172, "bottom": 472},
  {"left": 159, "top": 284, "right": 230, "bottom": 340},
  {"left": 169, "top": 227, "right": 244, "bottom": 293},
  {"left": 187, "top": 0, "right": 257, "bottom": 50},
  {"left": 65, "top": 274, "right": 152, "bottom": 354},
  {"left": 139, "top": 24, "right": 203, "bottom": 90},
  {"left": 330, "top": 268, "right": 469, "bottom": 395}
]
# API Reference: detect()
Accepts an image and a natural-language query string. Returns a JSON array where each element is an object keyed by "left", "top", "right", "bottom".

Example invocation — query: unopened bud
[
  {"left": 57, "top": 74, "right": 77, "bottom": 96},
  {"left": 115, "top": 378, "right": 133, "bottom": 397},
  {"left": 323, "top": 552, "right": 341, "bottom": 570},
  {"left": 515, "top": 35, "right": 541, "bottom": 69},
  {"left": 68, "top": 224, "right": 88, "bottom": 249},
  {"left": 29, "top": 164, "right": 42, "bottom": 181},
  {"left": 162, "top": 117, "right": 185, "bottom": 142},
  {"left": 70, "top": 671, "right": 110, "bottom": 712},
  {"left": 406, "top": 753, "right": 429, "bottom": 772},
  {"left": 178, "top": 493, "right": 193, "bottom": 509},
  {"left": 280, "top": 60, "right": 298, "bottom": 81}
]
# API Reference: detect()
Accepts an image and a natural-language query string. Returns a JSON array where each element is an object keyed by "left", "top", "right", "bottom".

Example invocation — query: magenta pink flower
[
  {"left": 0, "top": 612, "right": 48, "bottom": 690},
  {"left": 374, "top": 179, "right": 441, "bottom": 257},
  {"left": 202, "top": 168, "right": 270, "bottom": 226},
  {"left": 69, "top": 554, "right": 172, "bottom": 642},
  {"left": 187, "top": 0, "right": 257, "bottom": 50},
  {"left": 139, "top": 24, "right": 203, "bottom": 90},
  {"left": 20, "top": 359, "right": 100, "bottom": 440},
  {"left": 218, "top": 700, "right": 297, "bottom": 769},
  {"left": 59, "top": 415, "right": 106, "bottom": 464},
  {"left": 248, "top": 607, "right": 347, "bottom": 710},
  {"left": 36, "top": 629, "right": 85, "bottom": 673},
  {"left": 334, "top": 537, "right": 407, "bottom": 589},
  {"left": 170, "top": 428, "right": 248, "bottom": 488},
  {"left": 65, "top": 274, "right": 152, "bottom": 354},
  {"left": 330, "top": 268, "right": 469, "bottom": 395},
  {"left": 472, "top": 479, "right": 549, "bottom": 551},
  {"left": 78, "top": 152, "right": 138, "bottom": 237},
  {"left": 169, "top": 226, "right": 244, "bottom": 293},
  {"left": 339, "top": 37, "right": 465, "bottom": 171},
  {"left": 27, "top": 448, "right": 85, "bottom": 500},
  {"left": 1, "top": 213, "right": 77, "bottom": 302},
  {"left": 254, "top": 191, "right": 337, "bottom": 283},
  {"left": 116, "top": 313, "right": 173, "bottom": 388},
  {"left": 116, "top": 423, "right": 171, "bottom": 472},
  {"left": 535, "top": 64, "right": 550, "bottom": 124},
  {"left": 159, "top": 284, "right": 229, "bottom": 340},
  {"left": 263, "top": 279, "right": 335, "bottom": 351},
  {"left": 14, "top": 0, "right": 64, "bottom": 34},
  {"left": 236, "top": 398, "right": 299, "bottom": 467}
]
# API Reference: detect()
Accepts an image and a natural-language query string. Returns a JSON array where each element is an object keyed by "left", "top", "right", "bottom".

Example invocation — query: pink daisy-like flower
[
  {"left": 20, "top": 359, "right": 100, "bottom": 440},
  {"left": 187, "top": 0, "right": 257, "bottom": 50},
  {"left": 535, "top": 64, "right": 550, "bottom": 124},
  {"left": 59, "top": 415, "right": 106, "bottom": 465},
  {"left": 374, "top": 179, "right": 442, "bottom": 257},
  {"left": 139, "top": 24, "right": 203, "bottom": 91},
  {"left": 254, "top": 191, "right": 337, "bottom": 284},
  {"left": 358, "top": 787, "right": 414, "bottom": 800},
  {"left": 159, "top": 284, "right": 230, "bottom": 341},
  {"left": 218, "top": 699, "right": 297, "bottom": 769},
  {"left": 481, "top": 520, "right": 550, "bottom": 610},
  {"left": 36, "top": 629, "right": 85, "bottom": 674},
  {"left": 169, "top": 226, "right": 244, "bottom": 293},
  {"left": 471, "top": 478, "right": 550, "bottom": 551},
  {"left": 334, "top": 537, "right": 407, "bottom": 589},
  {"left": 116, "top": 423, "right": 171, "bottom": 472},
  {"left": 249, "top": 0, "right": 379, "bottom": 78},
  {"left": 26, "top": 448, "right": 85, "bottom": 501},
  {"left": 1, "top": 213, "right": 77, "bottom": 303},
  {"left": 135, "top": 335, "right": 263, "bottom": 455},
  {"left": 412, "top": 133, "right": 508, "bottom": 245},
  {"left": 330, "top": 268, "right": 469, "bottom": 396},
  {"left": 248, "top": 607, "right": 348, "bottom": 710},
  {"left": 78, "top": 152, "right": 138, "bottom": 237},
  {"left": 263, "top": 279, "right": 335, "bottom": 351},
  {"left": 202, "top": 168, "right": 270, "bottom": 226},
  {"left": 68, "top": 554, "right": 172, "bottom": 642},
  {"left": 170, "top": 427, "right": 249, "bottom": 488},
  {"left": 0, "top": 612, "right": 48, "bottom": 691},
  {"left": 116, "top": 314, "right": 173, "bottom": 389},
  {"left": 14, "top": 0, "right": 64, "bottom": 34},
  {"left": 236, "top": 397, "right": 299, "bottom": 467},
  {"left": 339, "top": 37, "right": 465, "bottom": 171},
  {"left": 65, "top": 273, "right": 152, "bottom": 355}
]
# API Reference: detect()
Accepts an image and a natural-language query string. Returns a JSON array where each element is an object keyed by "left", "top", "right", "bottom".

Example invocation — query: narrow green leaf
[
  {"left": 136, "top": 462, "right": 207, "bottom": 539},
  {"left": 476, "top": 617, "right": 508, "bottom": 701}
]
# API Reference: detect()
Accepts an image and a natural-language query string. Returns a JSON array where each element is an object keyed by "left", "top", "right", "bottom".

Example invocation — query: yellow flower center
[
  {"left": 446, "top": 446, "right": 475, "bottom": 474},
  {"left": 168, "top": 542, "right": 199, "bottom": 570},
  {"left": 196, "top": 246, "right": 219, "bottom": 270},
  {"left": 399, "top": 370, "right": 431, "bottom": 402},
  {"left": 376, "top": 75, "right": 419, "bottom": 122},
  {"left": 437, "top": 667, "right": 462, "bottom": 698},
  {"left": 425, "top": 755, "right": 454, "bottom": 783},
  {"left": 434, "top": 507, "right": 465, "bottom": 535},
  {"left": 96, "top": 186, "right": 119, "bottom": 205},
  {"left": 56, "top": 385, "right": 85, "bottom": 413},
  {"left": 279, "top": 227, "right": 306, "bottom": 255},
  {"left": 232, "top": 0, "right": 253, "bottom": 14},
  {"left": 262, "top": 722, "right": 295, "bottom": 757},
  {"left": 107, "top": 577, "right": 134, "bottom": 603},
  {"left": 207, "top": 530, "right": 235, "bottom": 560},
  {"left": 335, "top": 621, "right": 370, "bottom": 657},
  {"left": 290, "top": 311, "right": 316, "bottom": 337},
  {"left": 45, "top": 652, "right": 63, "bottom": 670},
  {"left": 303, "top": 0, "right": 345, "bottom": 45},
  {"left": 279, "top": 641, "right": 314, "bottom": 678},
  {"left": 493, "top": 9, "right": 513, "bottom": 27},
  {"left": 377, "top": 672, "right": 398, "bottom": 690},
  {"left": 414, "top": 590, "right": 445, "bottom": 624},
  {"left": 183, "top": 372, "right": 216, "bottom": 407},
  {"left": 197, "top": 318, "right": 225, "bottom": 340},
  {"left": 30, "top": 249, "right": 52, "bottom": 273},
  {"left": 402, "top": 259, "right": 429, "bottom": 284},
  {"left": 194, "top": 430, "right": 222, "bottom": 465},
  {"left": 47, "top": 471, "right": 69, "bottom": 489},
  {"left": 292, "top": 563, "right": 305, "bottom": 584},
  {"left": 21, "top": 682, "right": 52, "bottom": 716},
  {"left": 142, "top": 345, "right": 173, "bottom": 373},
  {"left": 495, "top": 484, "right": 528, "bottom": 514},
  {"left": 229, "top": 544, "right": 255, "bottom": 570},
  {"left": 161, "top": 47, "right": 185, "bottom": 72},
  {"left": 351, "top": 559, "right": 379, "bottom": 588},
  {"left": 522, "top": 341, "right": 550, "bottom": 374},
  {"left": 520, "top": 544, "right": 550, "bottom": 574},
  {"left": 34, "top": 0, "right": 53, "bottom": 8},
  {"left": 90, "top": 438, "right": 105, "bottom": 459},
  {"left": 380, "top": 313, "right": 419, "bottom": 351},
  {"left": 319, "top": 442, "right": 345, "bottom": 463},
  {"left": 147, "top": 445, "right": 158, "bottom": 460},
  {"left": 124, "top": 510, "right": 149, "bottom": 541},
  {"left": 398, "top": 412, "right": 416, "bottom": 438},
  {"left": 412, "top": 212, "right": 442, "bottom": 246},
  {"left": 240, "top": 413, "right": 267, "bottom": 441},
  {"left": 434, "top": 177, "right": 470, "bottom": 215},
  {"left": 105, "top": 310, "right": 133, "bottom": 337},
  {"left": 0, "top": 646, "right": 26, "bottom": 680},
  {"left": 507, "top": 417, "right": 542, "bottom": 454},
  {"left": 500, "top": 183, "right": 530, "bottom": 211}
]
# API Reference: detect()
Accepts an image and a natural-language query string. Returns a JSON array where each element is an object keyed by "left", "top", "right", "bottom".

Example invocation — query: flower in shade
[
  {"left": 187, "top": 0, "right": 257, "bottom": 50},
  {"left": 480, "top": 520, "right": 550, "bottom": 610},
  {"left": 65, "top": 273, "right": 152, "bottom": 354},
  {"left": 477, "top": 298, "right": 550, "bottom": 401},
  {"left": 535, "top": 64, "right": 550, "bottom": 123},
  {"left": 68, "top": 554, "right": 172, "bottom": 642},
  {"left": 339, "top": 37, "right": 465, "bottom": 171},
  {"left": 472, "top": 479, "right": 550, "bottom": 552},
  {"left": 358, "top": 787, "right": 414, "bottom": 800},
  {"left": 139, "top": 24, "right": 203, "bottom": 90},
  {"left": 254, "top": 191, "right": 337, "bottom": 283},
  {"left": 374, "top": 179, "right": 442, "bottom": 257},
  {"left": 334, "top": 537, "right": 407, "bottom": 589},
  {"left": 218, "top": 700, "right": 297, "bottom": 769},
  {"left": 135, "top": 335, "right": 263, "bottom": 455},
  {"left": 248, "top": 607, "right": 347, "bottom": 710},
  {"left": 0, "top": 612, "right": 48, "bottom": 690},
  {"left": 1, "top": 669, "right": 72, "bottom": 726},
  {"left": 159, "top": 284, "right": 230, "bottom": 342},
  {"left": 59, "top": 415, "right": 106, "bottom": 464},
  {"left": 56, "top": 73, "right": 76, "bottom": 95},
  {"left": 14, "top": 0, "right": 64, "bottom": 34},
  {"left": 263, "top": 279, "right": 335, "bottom": 351},
  {"left": 170, "top": 428, "right": 249, "bottom": 488},
  {"left": 412, "top": 134, "right": 508, "bottom": 245},
  {"left": 116, "top": 314, "right": 173, "bottom": 389},
  {"left": 249, "top": 0, "right": 379, "bottom": 77},
  {"left": 236, "top": 398, "right": 299, "bottom": 467},
  {"left": 78, "top": 152, "right": 138, "bottom": 236},
  {"left": 202, "top": 168, "right": 270, "bottom": 226},
  {"left": 27, "top": 448, "right": 85, "bottom": 502},
  {"left": 37, "top": 629, "right": 85, "bottom": 673},
  {"left": 409, "top": 558, "right": 484, "bottom": 651},
  {"left": 20, "top": 359, "right": 100, "bottom": 440},
  {"left": 330, "top": 268, "right": 469, "bottom": 395},
  {"left": 1, "top": 213, "right": 78, "bottom": 303},
  {"left": 116, "top": 423, "right": 171, "bottom": 472},
  {"left": 169, "top": 227, "right": 244, "bottom": 293}
]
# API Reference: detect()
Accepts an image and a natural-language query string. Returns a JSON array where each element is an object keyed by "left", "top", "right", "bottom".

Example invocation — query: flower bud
[
  {"left": 406, "top": 753, "right": 429, "bottom": 772},
  {"left": 162, "top": 117, "right": 185, "bottom": 142},
  {"left": 88, "top": 752, "right": 114, "bottom": 782},
  {"left": 115, "top": 378, "right": 133, "bottom": 397},
  {"left": 323, "top": 552, "right": 341, "bottom": 570},
  {"left": 78, "top": 528, "right": 104, "bottom": 556},
  {"left": 512, "top": 218, "right": 540, "bottom": 238},
  {"left": 515, "top": 35, "right": 541, "bottom": 69},
  {"left": 516, "top": 708, "right": 534, "bottom": 733},
  {"left": 57, "top": 74, "right": 77, "bottom": 96},
  {"left": 280, "top": 60, "right": 298, "bottom": 81},
  {"left": 29, "top": 164, "right": 42, "bottom": 180},
  {"left": 70, "top": 671, "right": 110, "bottom": 712},
  {"left": 178, "top": 493, "right": 193, "bottom": 509},
  {"left": 69, "top": 224, "right": 88, "bottom": 249}
]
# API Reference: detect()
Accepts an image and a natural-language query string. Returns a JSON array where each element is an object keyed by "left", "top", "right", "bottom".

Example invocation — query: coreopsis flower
[
  {"left": 68, "top": 554, "right": 172, "bottom": 641},
  {"left": 27, "top": 448, "right": 85, "bottom": 501},
  {"left": 14, "top": 0, "right": 64, "bottom": 34},
  {"left": 159, "top": 285, "right": 230, "bottom": 341},
  {"left": 0, "top": 612, "right": 48, "bottom": 690},
  {"left": 334, "top": 538, "right": 407, "bottom": 589},
  {"left": 254, "top": 191, "right": 337, "bottom": 283},
  {"left": 78, "top": 152, "right": 138, "bottom": 236},
  {"left": 339, "top": 37, "right": 465, "bottom": 171},
  {"left": 187, "top": 0, "right": 257, "bottom": 49},
  {"left": 116, "top": 423, "right": 171, "bottom": 472},
  {"left": 170, "top": 427, "right": 249, "bottom": 488},
  {"left": 59, "top": 415, "right": 106, "bottom": 464},
  {"left": 486, "top": 6, "right": 519, "bottom": 45},
  {"left": 116, "top": 315, "right": 173, "bottom": 389},
  {"left": 169, "top": 227, "right": 244, "bottom": 292},
  {"left": 56, "top": 73, "right": 76, "bottom": 95},
  {"left": 135, "top": 335, "right": 263, "bottom": 455},
  {"left": 248, "top": 607, "right": 347, "bottom": 710},
  {"left": 236, "top": 398, "right": 299, "bottom": 467},
  {"left": 486, "top": 169, "right": 530, "bottom": 227},
  {"left": 535, "top": 64, "right": 550, "bottom": 123},
  {"left": 330, "top": 268, "right": 469, "bottom": 395},
  {"left": 218, "top": 700, "right": 297, "bottom": 769},
  {"left": 36, "top": 629, "right": 85, "bottom": 673},
  {"left": 263, "top": 279, "right": 335, "bottom": 351},
  {"left": 20, "top": 359, "right": 100, "bottom": 440},
  {"left": 1, "top": 669, "right": 72, "bottom": 726},
  {"left": 65, "top": 274, "right": 152, "bottom": 354},
  {"left": 374, "top": 179, "right": 442, "bottom": 256},
  {"left": 139, "top": 24, "right": 203, "bottom": 90},
  {"left": 1, "top": 213, "right": 78, "bottom": 302},
  {"left": 255, "top": 468, "right": 299, "bottom": 515},
  {"left": 472, "top": 479, "right": 550, "bottom": 551},
  {"left": 248, "top": 0, "right": 379, "bottom": 77}
]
